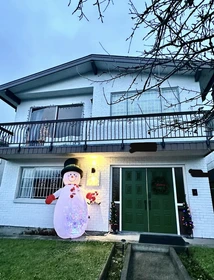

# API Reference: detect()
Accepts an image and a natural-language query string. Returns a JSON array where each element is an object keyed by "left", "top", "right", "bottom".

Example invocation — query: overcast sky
[{"left": 0, "top": 0, "right": 146, "bottom": 122}]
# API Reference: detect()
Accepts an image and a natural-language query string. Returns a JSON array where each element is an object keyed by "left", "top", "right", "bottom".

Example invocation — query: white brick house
[{"left": 0, "top": 54, "right": 213, "bottom": 238}]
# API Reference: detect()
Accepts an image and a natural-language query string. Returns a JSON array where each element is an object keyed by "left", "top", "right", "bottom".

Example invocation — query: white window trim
[
  {"left": 16, "top": 166, "right": 63, "bottom": 200},
  {"left": 111, "top": 87, "right": 180, "bottom": 116}
]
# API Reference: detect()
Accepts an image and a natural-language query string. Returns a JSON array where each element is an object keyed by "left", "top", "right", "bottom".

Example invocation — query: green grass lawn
[
  {"left": 179, "top": 246, "right": 214, "bottom": 280},
  {"left": 0, "top": 238, "right": 113, "bottom": 280}
]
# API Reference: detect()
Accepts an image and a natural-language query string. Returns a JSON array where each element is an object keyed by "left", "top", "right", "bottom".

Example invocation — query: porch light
[{"left": 86, "top": 168, "right": 100, "bottom": 187}]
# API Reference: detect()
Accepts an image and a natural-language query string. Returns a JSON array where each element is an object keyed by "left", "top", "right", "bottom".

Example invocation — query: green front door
[
  {"left": 122, "top": 168, "right": 177, "bottom": 234},
  {"left": 122, "top": 168, "right": 148, "bottom": 231}
]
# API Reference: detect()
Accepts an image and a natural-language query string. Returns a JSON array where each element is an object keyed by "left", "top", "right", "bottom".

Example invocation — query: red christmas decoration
[{"left": 86, "top": 191, "right": 101, "bottom": 205}]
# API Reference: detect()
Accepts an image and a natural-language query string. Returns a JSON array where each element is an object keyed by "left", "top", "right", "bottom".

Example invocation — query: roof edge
[
  {"left": 0, "top": 54, "right": 148, "bottom": 90},
  {"left": 0, "top": 53, "right": 212, "bottom": 92}
]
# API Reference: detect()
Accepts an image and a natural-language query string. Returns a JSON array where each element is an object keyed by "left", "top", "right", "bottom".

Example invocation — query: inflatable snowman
[{"left": 45, "top": 158, "right": 88, "bottom": 239}]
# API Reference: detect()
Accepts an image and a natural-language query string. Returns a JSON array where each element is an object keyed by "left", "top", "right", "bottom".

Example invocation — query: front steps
[{"left": 120, "top": 243, "right": 191, "bottom": 280}]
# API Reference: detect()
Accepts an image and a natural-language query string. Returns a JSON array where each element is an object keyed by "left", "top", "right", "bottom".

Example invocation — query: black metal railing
[{"left": 0, "top": 110, "right": 213, "bottom": 148}]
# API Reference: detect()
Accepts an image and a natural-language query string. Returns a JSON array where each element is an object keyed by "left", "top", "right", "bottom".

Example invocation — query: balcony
[{"left": 0, "top": 110, "right": 213, "bottom": 158}]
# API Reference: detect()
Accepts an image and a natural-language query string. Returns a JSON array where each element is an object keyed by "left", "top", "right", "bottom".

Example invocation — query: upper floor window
[
  {"left": 30, "top": 104, "right": 83, "bottom": 121},
  {"left": 111, "top": 87, "right": 180, "bottom": 116},
  {"left": 29, "top": 104, "right": 83, "bottom": 141}
]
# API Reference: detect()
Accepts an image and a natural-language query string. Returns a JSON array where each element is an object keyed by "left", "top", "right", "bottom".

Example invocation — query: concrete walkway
[
  {"left": 86, "top": 233, "right": 214, "bottom": 248},
  {"left": 120, "top": 243, "right": 192, "bottom": 280},
  {"left": 128, "top": 251, "right": 180, "bottom": 280},
  {"left": 0, "top": 227, "right": 214, "bottom": 248}
]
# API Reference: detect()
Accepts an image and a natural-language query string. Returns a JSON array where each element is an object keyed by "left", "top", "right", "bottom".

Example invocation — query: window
[
  {"left": 209, "top": 182, "right": 214, "bottom": 210},
  {"left": 28, "top": 104, "right": 83, "bottom": 142},
  {"left": 30, "top": 104, "right": 83, "bottom": 121},
  {"left": 112, "top": 167, "right": 120, "bottom": 201},
  {"left": 111, "top": 87, "right": 180, "bottom": 116},
  {"left": 174, "top": 167, "right": 185, "bottom": 203},
  {"left": 174, "top": 167, "right": 189, "bottom": 235},
  {"left": 17, "top": 167, "right": 62, "bottom": 199},
  {"left": 111, "top": 167, "right": 120, "bottom": 230}
]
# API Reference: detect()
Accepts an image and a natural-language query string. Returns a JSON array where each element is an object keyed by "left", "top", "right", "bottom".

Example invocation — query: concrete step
[
  {"left": 121, "top": 244, "right": 191, "bottom": 280},
  {"left": 128, "top": 251, "right": 180, "bottom": 280}
]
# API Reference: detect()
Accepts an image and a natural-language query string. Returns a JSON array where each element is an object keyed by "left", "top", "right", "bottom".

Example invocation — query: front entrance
[{"left": 122, "top": 168, "right": 177, "bottom": 234}]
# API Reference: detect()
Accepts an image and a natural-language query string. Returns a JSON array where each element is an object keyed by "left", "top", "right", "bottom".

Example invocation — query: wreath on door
[{"left": 152, "top": 176, "right": 169, "bottom": 194}]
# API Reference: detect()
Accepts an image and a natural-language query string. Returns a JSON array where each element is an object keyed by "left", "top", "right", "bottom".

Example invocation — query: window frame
[
  {"left": 30, "top": 103, "right": 84, "bottom": 121},
  {"left": 15, "top": 166, "right": 63, "bottom": 201},
  {"left": 28, "top": 104, "right": 84, "bottom": 142},
  {"left": 111, "top": 87, "right": 180, "bottom": 116}
]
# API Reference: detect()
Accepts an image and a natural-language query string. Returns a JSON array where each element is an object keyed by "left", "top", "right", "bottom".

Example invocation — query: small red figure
[{"left": 86, "top": 191, "right": 101, "bottom": 205}]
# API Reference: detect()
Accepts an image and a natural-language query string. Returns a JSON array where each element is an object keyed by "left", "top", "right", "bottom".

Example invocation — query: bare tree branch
[
  {"left": 68, "top": 0, "right": 113, "bottom": 21},
  {"left": 68, "top": 0, "right": 214, "bottom": 135}
]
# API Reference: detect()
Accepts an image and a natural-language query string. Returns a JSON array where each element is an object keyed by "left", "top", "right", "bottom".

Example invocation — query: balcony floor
[{"left": 0, "top": 140, "right": 213, "bottom": 160}]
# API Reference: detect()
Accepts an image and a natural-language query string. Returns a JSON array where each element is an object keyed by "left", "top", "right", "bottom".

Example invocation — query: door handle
[
  {"left": 149, "top": 200, "right": 151, "bottom": 210},
  {"left": 144, "top": 200, "right": 147, "bottom": 210}
]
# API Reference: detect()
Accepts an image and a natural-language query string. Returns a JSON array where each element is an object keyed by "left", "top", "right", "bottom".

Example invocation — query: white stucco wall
[
  {"left": 15, "top": 94, "right": 93, "bottom": 123},
  {"left": 14, "top": 71, "right": 202, "bottom": 122},
  {"left": 92, "top": 73, "right": 202, "bottom": 117},
  {"left": 0, "top": 155, "right": 213, "bottom": 238},
  {"left": 10, "top": 71, "right": 206, "bottom": 145}
]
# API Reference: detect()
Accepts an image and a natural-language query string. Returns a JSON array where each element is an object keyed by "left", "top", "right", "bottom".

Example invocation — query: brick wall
[
  {"left": 0, "top": 155, "right": 213, "bottom": 238},
  {"left": 0, "top": 159, "right": 5, "bottom": 186}
]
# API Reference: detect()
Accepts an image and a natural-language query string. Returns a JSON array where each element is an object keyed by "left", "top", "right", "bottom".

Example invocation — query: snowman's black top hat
[{"left": 61, "top": 158, "right": 83, "bottom": 178}]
